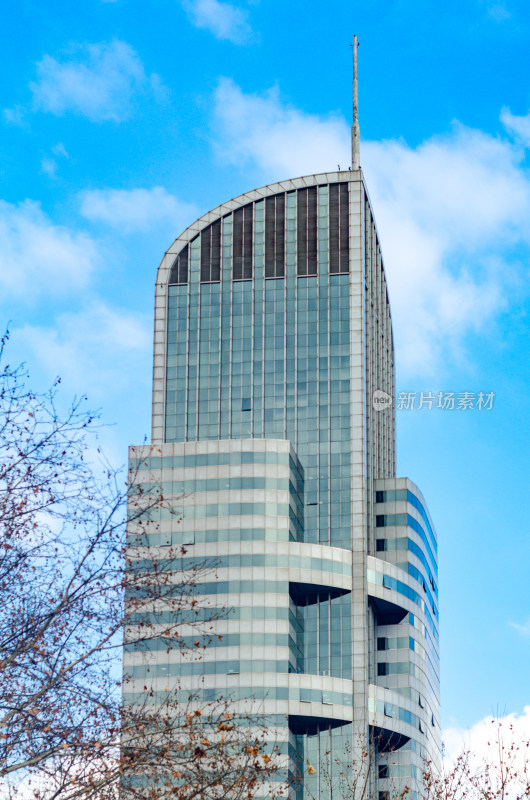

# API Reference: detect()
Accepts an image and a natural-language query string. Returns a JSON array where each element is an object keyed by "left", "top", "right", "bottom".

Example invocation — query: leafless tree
[
  {"left": 294, "top": 726, "right": 408, "bottom": 800},
  {"left": 424, "top": 718, "right": 530, "bottom": 800},
  {"left": 0, "top": 336, "right": 285, "bottom": 800}
]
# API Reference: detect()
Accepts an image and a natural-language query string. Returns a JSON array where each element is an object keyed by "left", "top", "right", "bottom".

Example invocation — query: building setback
[{"left": 126, "top": 64, "right": 441, "bottom": 798}]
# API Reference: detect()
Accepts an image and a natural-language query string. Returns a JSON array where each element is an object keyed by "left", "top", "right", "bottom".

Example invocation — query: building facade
[{"left": 126, "top": 169, "right": 441, "bottom": 799}]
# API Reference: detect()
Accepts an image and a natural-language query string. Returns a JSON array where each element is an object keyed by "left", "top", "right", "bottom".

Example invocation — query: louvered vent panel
[
  {"left": 275, "top": 194, "right": 285, "bottom": 277},
  {"left": 265, "top": 194, "right": 285, "bottom": 278},
  {"left": 329, "top": 183, "right": 349, "bottom": 274},
  {"left": 339, "top": 183, "right": 349, "bottom": 273},
  {"left": 329, "top": 184, "right": 340, "bottom": 273},
  {"left": 169, "top": 245, "right": 188, "bottom": 284},
  {"left": 243, "top": 204, "right": 253, "bottom": 279},
  {"left": 211, "top": 220, "right": 221, "bottom": 281},
  {"left": 200, "top": 225, "right": 211, "bottom": 282},
  {"left": 233, "top": 208, "right": 243, "bottom": 280},
  {"left": 297, "top": 188, "right": 308, "bottom": 276},
  {"left": 307, "top": 186, "right": 317, "bottom": 275}
]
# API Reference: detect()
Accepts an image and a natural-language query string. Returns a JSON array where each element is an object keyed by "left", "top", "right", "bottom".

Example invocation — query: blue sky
[{"left": 2, "top": 0, "right": 529, "bottom": 740}]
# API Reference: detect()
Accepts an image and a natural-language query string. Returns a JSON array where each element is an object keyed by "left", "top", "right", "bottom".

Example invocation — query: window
[
  {"left": 265, "top": 194, "right": 285, "bottom": 278},
  {"left": 169, "top": 245, "right": 188, "bottom": 284},
  {"left": 329, "top": 183, "right": 349, "bottom": 274},
  {"left": 297, "top": 187, "right": 317, "bottom": 276},
  {"left": 233, "top": 204, "right": 253, "bottom": 280},
  {"left": 200, "top": 221, "right": 221, "bottom": 282}
]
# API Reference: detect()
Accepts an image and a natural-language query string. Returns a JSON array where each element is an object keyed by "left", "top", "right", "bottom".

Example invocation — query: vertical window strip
[
  {"left": 265, "top": 194, "right": 285, "bottom": 278},
  {"left": 296, "top": 187, "right": 317, "bottom": 277},
  {"left": 233, "top": 204, "right": 254, "bottom": 280},
  {"left": 275, "top": 194, "right": 285, "bottom": 277},
  {"left": 307, "top": 186, "right": 317, "bottom": 275},
  {"left": 339, "top": 183, "right": 349, "bottom": 273},
  {"left": 329, "top": 183, "right": 349, "bottom": 274},
  {"left": 297, "top": 189, "right": 308, "bottom": 276},
  {"left": 200, "top": 220, "right": 221, "bottom": 282},
  {"left": 233, "top": 208, "right": 243, "bottom": 280},
  {"left": 317, "top": 185, "right": 329, "bottom": 274},
  {"left": 200, "top": 225, "right": 211, "bottom": 282},
  {"left": 211, "top": 220, "right": 221, "bottom": 281},
  {"left": 243, "top": 204, "right": 253, "bottom": 279},
  {"left": 169, "top": 245, "right": 188, "bottom": 284}
]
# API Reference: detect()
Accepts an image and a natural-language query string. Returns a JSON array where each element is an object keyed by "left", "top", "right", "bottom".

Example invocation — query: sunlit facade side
[{"left": 126, "top": 170, "right": 441, "bottom": 799}]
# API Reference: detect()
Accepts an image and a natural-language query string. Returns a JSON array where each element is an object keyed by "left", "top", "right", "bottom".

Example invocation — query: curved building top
[
  {"left": 151, "top": 169, "right": 395, "bottom": 451},
  {"left": 155, "top": 169, "right": 387, "bottom": 292}
]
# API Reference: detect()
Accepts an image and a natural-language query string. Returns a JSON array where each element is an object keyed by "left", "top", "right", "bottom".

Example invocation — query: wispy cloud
[
  {"left": 0, "top": 199, "right": 98, "bottom": 301},
  {"left": 479, "top": 0, "right": 512, "bottom": 21},
  {"left": 361, "top": 126, "right": 529, "bottom": 374},
  {"left": 443, "top": 707, "right": 530, "bottom": 765},
  {"left": 79, "top": 186, "right": 197, "bottom": 233},
  {"left": 212, "top": 79, "right": 530, "bottom": 376},
  {"left": 509, "top": 618, "right": 530, "bottom": 636},
  {"left": 40, "top": 142, "right": 69, "bottom": 179},
  {"left": 16, "top": 303, "right": 151, "bottom": 400},
  {"left": 213, "top": 78, "right": 348, "bottom": 175},
  {"left": 28, "top": 39, "right": 162, "bottom": 122},
  {"left": 501, "top": 107, "right": 530, "bottom": 146},
  {"left": 3, "top": 104, "right": 26, "bottom": 127},
  {"left": 40, "top": 158, "right": 58, "bottom": 178},
  {"left": 182, "top": 0, "right": 252, "bottom": 44}
]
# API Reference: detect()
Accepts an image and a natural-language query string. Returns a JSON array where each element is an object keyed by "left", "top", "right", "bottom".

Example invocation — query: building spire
[{"left": 351, "top": 35, "right": 360, "bottom": 170}]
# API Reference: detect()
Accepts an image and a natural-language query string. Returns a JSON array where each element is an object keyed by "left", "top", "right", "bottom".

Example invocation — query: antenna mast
[{"left": 351, "top": 35, "right": 360, "bottom": 170}]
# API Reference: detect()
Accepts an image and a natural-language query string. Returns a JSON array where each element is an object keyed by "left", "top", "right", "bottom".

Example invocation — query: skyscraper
[{"left": 126, "top": 47, "right": 440, "bottom": 800}]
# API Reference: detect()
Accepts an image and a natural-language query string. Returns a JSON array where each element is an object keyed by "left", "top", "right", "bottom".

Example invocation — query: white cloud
[
  {"left": 442, "top": 707, "right": 530, "bottom": 796},
  {"left": 52, "top": 142, "right": 69, "bottom": 158},
  {"left": 361, "top": 127, "right": 529, "bottom": 373},
  {"left": 183, "top": 0, "right": 252, "bottom": 44},
  {"left": 501, "top": 107, "right": 530, "bottom": 146},
  {"left": 40, "top": 157, "right": 58, "bottom": 178},
  {"left": 213, "top": 78, "right": 349, "bottom": 176},
  {"left": 477, "top": 0, "right": 512, "bottom": 21},
  {"left": 509, "top": 618, "right": 530, "bottom": 636},
  {"left": 29, "top": 39, "right": 162, "bottom": 122},
  {"left": 40, "top": 142, "right": 69, "bottom": 179},
  {"left": 3, "top": 104, "right": 26, "bottom": 126},
  {"left": 488, "top": 4, "right": 511, "bottom": 20},
  {"left": 212, "top": 80, "right": 530, "bottom": 376},
  {"left": 79, "top": 186, "right": 197, "bottom": 233},
  {"left": 0, "top": 199, "right": 98, "bottom": 301},
  {"left": 16, "top": 303, "right": 151, "bottom": 399}
]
